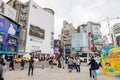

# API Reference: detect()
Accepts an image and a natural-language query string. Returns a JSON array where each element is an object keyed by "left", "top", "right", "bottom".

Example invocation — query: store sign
[{"left": 81, "top": 47, "right": 90, "bottom": 52}]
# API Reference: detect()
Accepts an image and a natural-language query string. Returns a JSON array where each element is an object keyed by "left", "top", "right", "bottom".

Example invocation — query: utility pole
[{"left": 98, "top": 16, "right": 119, "bottom": 46}]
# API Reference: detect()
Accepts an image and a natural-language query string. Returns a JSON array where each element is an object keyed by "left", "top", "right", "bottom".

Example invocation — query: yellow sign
[{"left": 100, "top": 47, "right": 120, "bottom": 78}]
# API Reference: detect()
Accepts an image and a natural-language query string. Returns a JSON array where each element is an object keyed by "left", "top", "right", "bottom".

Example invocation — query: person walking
[
  {"left": 28, "top": 57, "right": 34, "bottom": 76},
  {"left": 94, "top": 56, "right": 102, "bottom": 75},
  {"left": 57, "top": 57, "right": 61, "bottom": 68},
  {"left": 1, "top": 62, "right": 7, "bottom": 80},
  {"left": 0, "top": 58, "right": 3, "bottom": 80},
  {"left": 20, "top": 58, "right": 25, "bottom": 70},
  {"left": 76, "top": 57, "right": 81, "bottom": 72},
  {"left": 88, "top": 58, "right": 92, "bottom": 78},
  {"left": 9, "top": 56, "right": 14, "bottom": 71},
  {"left": 0, "top": 63, "right": 3, "bottom": 80},
  {"left": 68, "top": 57, "right": 74, "bottom": 73},
  {"left": 88, "top": 56, "right": 97, "bottom": 80},
  {"left": 60, "top": 57, "right": 65, "bottom": 69}
]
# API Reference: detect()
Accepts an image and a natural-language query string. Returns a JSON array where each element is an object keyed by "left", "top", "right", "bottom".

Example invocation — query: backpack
[{"left": 94, "top": 61, "right": 99, "bottom": 70}]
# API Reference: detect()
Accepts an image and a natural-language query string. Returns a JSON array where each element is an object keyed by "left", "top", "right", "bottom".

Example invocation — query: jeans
[
  {"left": 89, "top": 68, "right": 92, "bottom": 77},
  {"left": 28, "top": 67, "right": 34, "bottom": 75},
  {"left": 91, "top": 70, "right": 97, "bottom": 80}
]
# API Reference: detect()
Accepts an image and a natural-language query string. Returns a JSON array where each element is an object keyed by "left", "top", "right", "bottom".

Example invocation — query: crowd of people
[
  {"left": 49, "top": 55, "right": 102, "bottom": 80},
  {"left": 49, "top": 56, "right": 81, "bottom": 73},
  {"left": 0, "top": 54, "right": 102, "bottom": 80}
]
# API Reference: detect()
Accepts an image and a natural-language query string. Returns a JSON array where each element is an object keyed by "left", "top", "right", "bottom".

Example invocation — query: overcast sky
[{"left": 3, "top": 0, "right": 120, "bottom": 39}]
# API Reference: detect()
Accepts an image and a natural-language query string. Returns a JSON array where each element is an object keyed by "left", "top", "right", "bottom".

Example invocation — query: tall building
[
  {"left": 7, "top": 0, "right": 30, "bottom": 53},
  {"left": 76, "top": 24, "right": 90, "bottom": 54},
  {"left": 0, "top": 1, "right": 21, "bottom": 55},
  {"left": 86, "top": 21, "right": 102, "bottom": 52},
  {"left": 7, "top": 0, "right": 54, "bottom": 58},
  {"left": 61, "top": 21, "right": 75, "bottom": 55}
]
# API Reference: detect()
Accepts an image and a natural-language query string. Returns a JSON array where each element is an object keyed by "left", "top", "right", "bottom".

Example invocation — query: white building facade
[{"left": 25, "top": 0, "right": 54, "bottom": 54}]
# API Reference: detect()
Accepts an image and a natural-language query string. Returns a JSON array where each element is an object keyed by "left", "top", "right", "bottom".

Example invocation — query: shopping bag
[{"left": 96, "top": 69, "right": 101, "bottom": 75}]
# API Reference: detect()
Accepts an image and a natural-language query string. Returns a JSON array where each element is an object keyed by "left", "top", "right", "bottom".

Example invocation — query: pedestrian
[
  {"left": 94, "top": 56, "right": 102, "bottom": 75},
  {"left": 28, "top": 57, "right": 34, "bottom": 76},
  {"left": 60, "top": 57, "right": 65, "bottom": 69},
  {"left": 88, "top": 58, "right": 92, "bottom": 78},
  {"left": 76, "top": 57, "right": 81, "bottom": 72},
  {"left": 57, "top": 57, "right": 61, "bottom": 68},
  {"left": 9, "top": 56, "right": 14, "bottom": 71},
  {"left": 88, "top": 56, "right": 97, "bottom": 80},
  {"left": 21, "top": 58, "right": 25, "bottom": 70},
  {"left": 0, "top": 58, "right": 4, "bottom": 80},
  {"left": 0, "top": 63, "right": 3, "bottom": 80},
  {"left": 1, "top": 62, "right": 7, "bottom": 80},
  {"left": 68, "top": 57, "right": 73, "bottom": 73},
  {"left": 49, "top": 58, "right": 54, "bottom": 69},
  {"left": 73, "top": 58, "right": 76, "bottom": 69}
]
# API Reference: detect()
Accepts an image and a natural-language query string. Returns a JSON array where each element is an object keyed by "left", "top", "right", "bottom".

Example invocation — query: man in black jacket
[{"left": 88, "top": 56, "right": 97, "bottom": 80}]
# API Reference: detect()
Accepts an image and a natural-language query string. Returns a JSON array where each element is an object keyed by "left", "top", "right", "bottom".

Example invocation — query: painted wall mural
[{"left": 100, "top": 47, "right": 120, "bottom": 78}]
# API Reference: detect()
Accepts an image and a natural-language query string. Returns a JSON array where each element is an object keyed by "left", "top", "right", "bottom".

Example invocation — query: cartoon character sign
[{"left": 100, "top": 47, "right": 120, "bottom": 78}]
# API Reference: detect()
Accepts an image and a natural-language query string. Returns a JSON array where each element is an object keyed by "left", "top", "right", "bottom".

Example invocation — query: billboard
[
  {"left": 0, "top": 1, "right": 16, "bottom": 21},
  {"left": 62, "top": 26, "right": 72, "bottom": 41},
  {"left": 0, "top": 15, "right": 20, "bottom": 54},
  {"left": 25, "top": 1, "right": 54, "bottom": 54},
  {"left": 54, "top": 40, "right": 62, "bottom": 57},
  {"left": 29, "top": 24, "right": 45, "bottom": 39},
  {"left": 100, "top": 47, "right": 120, "bottom": 78},
  {"left": 71, "top": 33, "right": 88, "bottom": 53}
]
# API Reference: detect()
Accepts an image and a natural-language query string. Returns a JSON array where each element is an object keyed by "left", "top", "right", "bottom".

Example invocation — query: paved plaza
[{"left": 4, "top": 63, "right": 120, "bottom": 80}]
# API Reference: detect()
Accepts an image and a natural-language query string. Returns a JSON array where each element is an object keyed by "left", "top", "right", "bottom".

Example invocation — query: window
[
  {"left": 9, "top": 38, "right": 17, "bottom": 44},
  {"left": 6, "top": 46, "right": 16, "bottom": 52},
  {"left": 16, "top": 32, "right": 19, "bottom": 37}
]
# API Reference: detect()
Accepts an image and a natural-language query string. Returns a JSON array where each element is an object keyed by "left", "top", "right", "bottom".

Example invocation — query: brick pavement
[{"left": 5, "top": 64, "right": 120, "bottom": 80}]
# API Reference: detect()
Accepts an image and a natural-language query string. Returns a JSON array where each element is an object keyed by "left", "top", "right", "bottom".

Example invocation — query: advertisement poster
[
  {"left": 100, "top": 47, "right": 120, "bottom": 78},
  {"left": 29, "top": 24, "right": 45, "bottom": 39},
  {"left": 71, "top": 33, "right": 89, "bottom": 53},
  {"left": 54, "top": 40, "right": 62, "bottom": 57},
  {"left": 0, "top": 15, "right": 20, "bottom": 54}
]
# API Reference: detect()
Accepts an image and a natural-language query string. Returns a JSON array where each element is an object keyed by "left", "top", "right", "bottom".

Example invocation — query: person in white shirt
[
  {"left": 60, "top": 57, "right": 65, "bottom": 69},
  {"left": 2, "top": 62, "right": 7, "bottom": 80}
]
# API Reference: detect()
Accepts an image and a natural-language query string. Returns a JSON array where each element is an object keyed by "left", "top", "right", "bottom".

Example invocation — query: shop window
[{"left": 6, "top": 46, "right": 16, "bottom": 52}]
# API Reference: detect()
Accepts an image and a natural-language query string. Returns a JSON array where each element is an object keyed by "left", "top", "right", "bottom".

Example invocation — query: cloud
[{"left": 3, "top": 0, "right": 120, "bottom": 39}]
